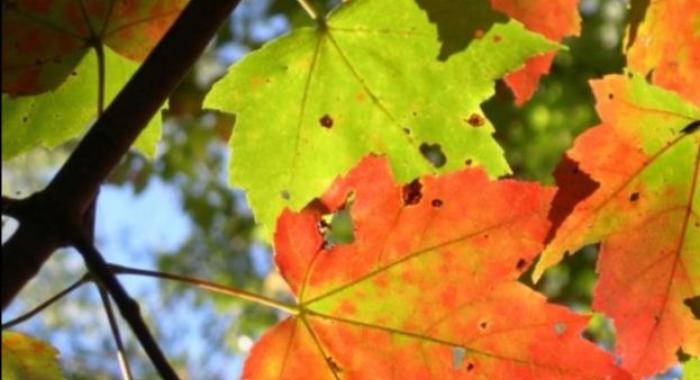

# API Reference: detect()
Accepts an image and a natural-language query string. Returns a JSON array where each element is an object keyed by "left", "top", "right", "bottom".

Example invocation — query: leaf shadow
[{"left": 414, "top": 0, "right": 507, "bottom": 61}]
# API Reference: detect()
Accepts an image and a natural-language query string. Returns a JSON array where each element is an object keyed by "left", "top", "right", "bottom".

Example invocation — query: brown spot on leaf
[
  {"left": 402, "top": 179, "right": 423, "bottom": 206},
  {"left": 281, "top": 190, "right": 290, "bottom": 200},
  {"left": 465, "top": 159, "right": 473, "bottom": 166},
  {"left": 516, "top": 258, "right": 527, "bottom": 270},
  {"left": 479, "top": 321, "right": 488, "bottom": 330},
  {"left": 608, "top": 93, "right": 614, "bottom": 100},
  {"left": 629, "top": 192, "right": 640, "bottom": 202},
  {"left": 493, "top": 34, "right": 502, "bottom": 42},
  {"left": 431, "top": 199, "right": 443, "bottom": 208},
  {"left": 466, "top": 113, "right": 484, "bottom": 127},
  {"left": 319, "top": 114, "right": 333, "bottom": 128},
  {"left": 467, "top": 363, "right": 475, "bottom": 371}
]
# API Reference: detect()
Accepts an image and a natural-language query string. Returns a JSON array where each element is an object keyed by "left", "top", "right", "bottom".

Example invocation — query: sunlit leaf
[
  {"left": 206, "top": 0, "right": 558, "bottom": 237},
  {"left": 535, "top": 74, "right": 700, "bottom": 377},
  {"left": 491, "top": 0, "right": 580, "bottom": 105},
  {"left": 625, "top": 0, "right": 700, "bottom": 105},
  {"left": 244, "top": 156, "right": 630, "bottom": 379}
]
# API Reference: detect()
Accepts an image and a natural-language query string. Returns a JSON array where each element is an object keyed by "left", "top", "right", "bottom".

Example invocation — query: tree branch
[
  {"left": 1, "top": 274, "right": 90, "bottom": 330},
  {"left": 72, "top": 233, "right": 178, "bottom": 379},
  {"left": 1, "top": 0, "right": 242, "bottom": 309},
  {"left": 98, "top": 285, "right": 134, "bottom": 380}
]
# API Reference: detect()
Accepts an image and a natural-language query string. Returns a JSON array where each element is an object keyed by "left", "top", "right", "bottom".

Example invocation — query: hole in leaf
[
  {"left": 452, "top": 347, "right": 466, "bottom": 369},
  {"left": 582, "top": 313, "right": 615, "bottom": 351},
  {"left": 321, "top": 196, "right": 355, "bottom": 247},
  {"left": 554, "top": 322, "right": 567, "bottom": 335},
  {"left": 402, "top": 179, "right": 423, "bottom": 206},
  {"left": 419, "top": 143, "right": 446, "bottom": 168},
  {"left": 684, "top": 296, "right": 699, "bottom": 318},
  {"left": 629, "top": 192, "right": 640, "bottom": 202},
  {"left": 431, "top": 199, "right": 443, "bottom": 208},
  {"left": 465, "top": 113, "right": 485, "bottom": 127},
  {"left": 319, "top": 114, "right": 333, "bottom": 128}
]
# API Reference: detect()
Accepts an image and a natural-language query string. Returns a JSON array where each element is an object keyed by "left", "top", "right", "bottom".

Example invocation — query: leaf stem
[
  {"left": 109, "top": 264, "right": 299, "bottom": 315},
  {"left": 94, "top": 41, "right": 106, "bottom": 116},
  {"left": 98, "top": 286, "right": 134, "bottom": 380},
  {"left": 297, "top": 0, "right": 321, "bottom": 21},
  {"left": 1, "top": 274, "right": 90, "bottom": 330}
]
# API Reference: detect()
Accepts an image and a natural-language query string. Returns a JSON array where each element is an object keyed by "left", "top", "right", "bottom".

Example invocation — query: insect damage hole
[
  {"left": 320, "top": 195, "right": 356, "bottom": 247},
  {"left": 419, "top": 143, "right": 446, "bottom": 168},
  {"left": 452, "top": 347, "right": 466, "bottom": 369}
]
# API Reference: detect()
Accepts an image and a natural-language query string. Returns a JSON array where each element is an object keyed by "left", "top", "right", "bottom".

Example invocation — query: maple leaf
[
  {"left": 490, "top": 0, "right": 580, "bottom": 105},
  {"left": 2, "top": 0, "right": 186, "bottom": 95},
  {"left": 243, "top": 156, "right": 630, "bottom": 379},
  {"left": 1, "top": 0, "right": 186, "bottom": 160},
  {"left": 2, "top": 49, "right": 161, "bottom": 160},
  {"left": 625, "top": 0, "right": 700, "bottom": 105},
  {"left": 534, "top": 74, "right": 700, "bottom": 377},
  {"left": 2, "top": 331, "right": 62, "bottom": 380},
  {"left": 205, "top": 0, "right": 559, "bottom": 238}
]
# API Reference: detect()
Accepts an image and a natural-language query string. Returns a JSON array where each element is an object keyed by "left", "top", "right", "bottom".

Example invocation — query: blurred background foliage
[{"left": 2, "top": 0, "right": 682, "bottom": 378}]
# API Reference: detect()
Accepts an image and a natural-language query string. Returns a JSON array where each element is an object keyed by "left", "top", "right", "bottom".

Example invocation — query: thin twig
[
  {"left": 72, "top": 233, "right": 178, "bottom": 380},
  {"left": 98, "top": 286, "right": 134, "bottom": 380},
  {"left": 297, "top": 0, "right": 321, "bottom": 21},
  {"left": 2, "top": 274, "right": 90, "bottom": 329},
  {"left": 110, "top": 264, "right": 299, "bottom": 315}
]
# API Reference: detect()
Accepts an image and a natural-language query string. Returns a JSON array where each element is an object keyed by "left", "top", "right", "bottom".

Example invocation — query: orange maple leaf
[
  {"left": 535, "top": 74, "right": 700, "bottom": 377},
  {"left": 244, "top": 156, "right": 630, "bottom": 379}
]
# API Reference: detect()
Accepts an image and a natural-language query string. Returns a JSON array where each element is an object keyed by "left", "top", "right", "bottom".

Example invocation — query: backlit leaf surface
[
  {"left": 534, "top": 74, "right": 700, "bottom": 377},
  {"left": 244, "top": 156, "right": 630, "bottom": 379},
  {"left": 2, "top": 49, "right": 161, "bottom": 160},
  {"left": 1, "top": 0, "right": 185, "bottom": 159},
  {"left": 2, "top": 0, "right": 185, "bottom": 95},
  {"left": 625, "top": 0, "right": 700, "bottom": 105},
  {"left": 2, "top": 331, "right": 62, "bottom": 380},
  {"left": 205, "top": 0, "right": 558, "bottom": 237},
  {"left": 491, "top": 0, "right": 580, "bottom": 105}
]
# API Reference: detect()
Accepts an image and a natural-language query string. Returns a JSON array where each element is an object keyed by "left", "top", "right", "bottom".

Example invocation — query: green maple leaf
[
  {"left": 205, "top": 0, "right": 558, "bottom": 237},
  {"left": 2, "top": 49, "right": 160, "bottom": 160}
]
